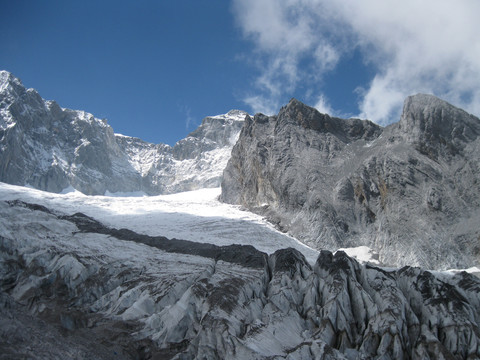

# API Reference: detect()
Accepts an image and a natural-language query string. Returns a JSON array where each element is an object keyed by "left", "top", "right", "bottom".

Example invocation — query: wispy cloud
[
  {"left": 232, "top": 0, "right": 480, "bottom": 123},
  {"left": 243, "top": 94, "right": 279, "bottom": 116},
  {"left": 232, "top": 0, "right": 342, "bottom": 115},
  {"left": 178, "top": 104, "right": 196, "bottom": 131},
  {"left": 313, "top": 94, "right": 334, "bottom": 115}
]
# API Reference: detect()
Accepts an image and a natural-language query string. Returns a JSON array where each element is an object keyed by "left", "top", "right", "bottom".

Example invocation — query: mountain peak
[
  {"left": 225, "top": 109, "right": 249, "bottom": 120},
  {"left": 404, "top": 93, "right": 444, "bottom": 106},
  {"left": 276, "top": 98, "right": 381, "bottom": 142},
  {"left": 0, "top": 70, "right": 16, "bottom": 83},
  {"left": 399, "top": 93, "right": 480, "bottom": 146},
  {"left": 0, "top": 72, "right": 245, "bottom": 195},
  {"left": 0, "top": 70, "right": 25, "bottom": 96},
  {"left": 284, "top": 98, "right": 310, "bottom": 112},
  {"left": 207, "top": 109, "right": 249, "bottom": 124},
  {"left": 278, "top": 98, "right": 333, "bottom": 132},
  {"left": 287, "top": 97, "right": 303, "bottom": 106},
  {"left": 401, "top": 93, "right": 460, "bottom": 124}
]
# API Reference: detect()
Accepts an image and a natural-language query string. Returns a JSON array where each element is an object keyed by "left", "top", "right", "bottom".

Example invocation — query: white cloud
[
  {"left": 313, "top": 94, "right": 334, "bottom": 115},
  {"left": 179, "top": 105, "right": 196, "bottom": 130},
  {"left": 232, "top": 0, "right": 342, "bottom": 115},
  {"left": 232, "top": 0, "right": 480, "bottom": 123},
  {"left": 243, "top": 94, "right": 278, "bottom": 116},
  {"left": 335, "top": 0, "right": 480, "bottom": 123}
]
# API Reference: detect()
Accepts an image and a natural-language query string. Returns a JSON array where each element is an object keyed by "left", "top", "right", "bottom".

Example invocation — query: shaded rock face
[
  {"left": 1, "top": 199, "right": 480, "bottom": 359},
  {"left": 0, "top": 71, "right": 245, "bottom": 195},
  {"left": 221, "top": 96, "right": 480, "bottom": 270}
]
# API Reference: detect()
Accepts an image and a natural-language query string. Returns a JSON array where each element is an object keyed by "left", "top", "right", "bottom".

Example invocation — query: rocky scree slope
[
  {"left": 1, "top": 198, "right": 480, "bottom": 359},
  {"left": 0, "top": 70, "right": 246, "bottom": 195},
  {"left": 220, "top": 96, "right": 480, "bottom": 270}
]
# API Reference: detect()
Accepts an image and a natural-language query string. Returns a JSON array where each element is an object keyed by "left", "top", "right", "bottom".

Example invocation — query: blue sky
[{"left": 1, "top": 1, "right": 479, "bottom": 145}]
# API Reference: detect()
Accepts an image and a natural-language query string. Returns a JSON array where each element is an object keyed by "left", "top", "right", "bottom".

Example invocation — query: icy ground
[
  {"left": 1, "top": 181, "right": 480, "bottom": 358},
  {"left": 0, "top": 182, "right": 320, "bottom": 264},
  {"left": 2, "top": 182, "right": 478, "bottom": 275}
]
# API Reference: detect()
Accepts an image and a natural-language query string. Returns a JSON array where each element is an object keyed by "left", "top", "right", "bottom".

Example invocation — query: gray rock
[
  {"left": 0, "top": 70, "right": 246, "bottom": 195},
  {"left": 221, "top": 96, "right": 480, "bottom": 270}
]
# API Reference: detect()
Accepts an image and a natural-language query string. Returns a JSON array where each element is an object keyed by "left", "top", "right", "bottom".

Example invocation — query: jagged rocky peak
[
  {"left": 269, "top": 98, "right": 382, "bottom": 142},
  {"left": 398, "top": 93, "right": 480, "bottom": 155},
  {"left": 172, "top": 109, "right": 246, "bottom": 161},
  {"left": 0, "top": 71, "right": 43, "bottom": 110},
  {"left": 277, "top": 98, "right": 330, "bottom": 131},
  {"left": 0, "top": 70, "right": 24, "bottom": 96},
  {"left": 0, "top": 71, "right": 107, "bottom": 131},
  {"left": 0, "top": 72, "right": 45, "bottom": 129},
  {"left": 0, "top": 70, "right": 246, "bottom": 195},
  {"left": 221, "top": 94, "right": 480, "bottom": 269},
  {"left": 208, "top": 109, "right": 249, "bottom": 122},
  {"left": 188, "top": 109, "right": 247, "bottom": 143},
  {"left": 0, "top": 71, "right": 119, "bottom": 194},
  {"left": 400, "top": 93, "right": 480, "bottom": 136}
]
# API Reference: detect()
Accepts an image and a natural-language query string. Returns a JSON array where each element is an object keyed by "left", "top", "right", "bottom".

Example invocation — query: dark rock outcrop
[{"left": 220, "top": 96, "right": 480, "bottom": 270}]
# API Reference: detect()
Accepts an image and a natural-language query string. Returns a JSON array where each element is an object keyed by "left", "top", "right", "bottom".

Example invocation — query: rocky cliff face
[
  {"left": 1, "top": 194, "right": 479, "bottom": 359},
  {"left": 220, "top": 96, "right": 480, "bottom": 270},
  {"left": 0, "top": 70, "right": 245, "bottom": 195}
]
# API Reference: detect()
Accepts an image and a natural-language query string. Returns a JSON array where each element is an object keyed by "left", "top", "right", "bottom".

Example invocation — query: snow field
[{"left": 0, "top": 182, "right": 320, "bottom": 264}]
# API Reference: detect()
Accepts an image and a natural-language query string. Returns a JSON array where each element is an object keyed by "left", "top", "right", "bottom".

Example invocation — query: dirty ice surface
[{"left": 0, "top": 183, "right": 320, "bottom": 264}]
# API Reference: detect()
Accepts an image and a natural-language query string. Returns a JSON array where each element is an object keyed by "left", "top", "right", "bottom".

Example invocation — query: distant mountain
[
  {"left": 0, "top": 70, "right": 246, "bottom": 195},
  {"left": 221, "top": 96, "right": 480, "bottom": 270}
]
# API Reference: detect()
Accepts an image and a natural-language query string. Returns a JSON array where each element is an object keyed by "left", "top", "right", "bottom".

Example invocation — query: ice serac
[
  {"left": 221, "top": 96, "right": 480, "bottom": 270},
  {"left": 0, "top": 70, "right": 246, "bottom": 195},
  {"left": 1, "top": 198, "right": 479, "bottom": 359}
]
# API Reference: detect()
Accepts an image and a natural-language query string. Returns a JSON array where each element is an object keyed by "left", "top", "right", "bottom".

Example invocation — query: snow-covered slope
[
  {"left": 0, "top": 70, "right": 246, "bottom": 195},
  {"left": 1, "top": 182, "right": 480, "bottom": 359},
  {"left": 0, "top": 182, "right": 318, "bottom": 263}
]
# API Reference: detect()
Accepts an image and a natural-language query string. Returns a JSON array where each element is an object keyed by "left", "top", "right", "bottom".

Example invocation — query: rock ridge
[
  {"left": 221, "top": 95, "right": 480, "bottom": 270},
  {"left": 0, "top": 71, "right": 247, "bottom": 195}
]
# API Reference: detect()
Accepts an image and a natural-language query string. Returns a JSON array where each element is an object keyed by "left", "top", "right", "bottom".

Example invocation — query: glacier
[
  {"left": 1, "top": 182, "right": 480, "bottom": 359},
  {"left": 0, "top": 182, "right": 319, "bottom": 263}
]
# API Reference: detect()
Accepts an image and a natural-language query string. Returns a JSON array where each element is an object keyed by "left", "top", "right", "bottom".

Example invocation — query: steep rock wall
[{"left": 221, "top": 96, "right": 480, "bottom": 269}]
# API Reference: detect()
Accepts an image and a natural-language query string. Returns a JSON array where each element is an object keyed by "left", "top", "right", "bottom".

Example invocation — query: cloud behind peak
[{"left": 232, "top": 0, "right": 480, "bottom": 123}]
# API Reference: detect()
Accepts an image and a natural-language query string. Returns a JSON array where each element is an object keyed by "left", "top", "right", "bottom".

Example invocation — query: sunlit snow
[
  {"left": 336, "top": 245, "right": 380, "bottom": 265},
  {"left": 0, "top": 182, "right": 319, "bottom": 264}
]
